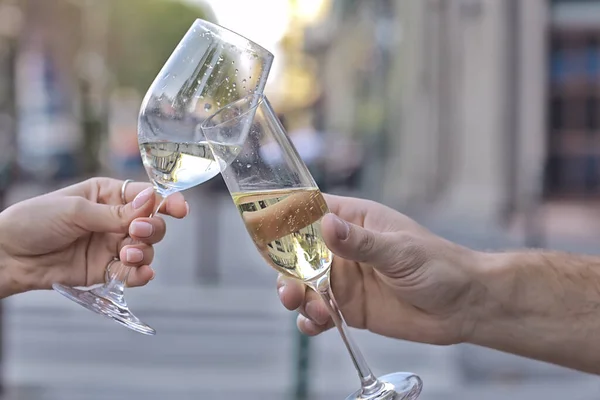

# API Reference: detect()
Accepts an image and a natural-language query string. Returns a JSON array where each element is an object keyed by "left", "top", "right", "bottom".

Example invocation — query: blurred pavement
[{"left": 2, "top": 182, "right": 600, "bottom": 399}]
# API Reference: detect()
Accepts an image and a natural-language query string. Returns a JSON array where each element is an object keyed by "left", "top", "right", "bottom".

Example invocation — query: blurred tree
[{"left": 105, "top": 0, "right": 215, "bottom": 94}]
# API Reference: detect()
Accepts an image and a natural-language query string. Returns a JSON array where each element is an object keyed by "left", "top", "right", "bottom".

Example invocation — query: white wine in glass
[
  {"left": 52, "top": 19, "right": 274, "bottom": 335},
  {"left": 202, "top": 93, "right": 423, "bottom": 399}
]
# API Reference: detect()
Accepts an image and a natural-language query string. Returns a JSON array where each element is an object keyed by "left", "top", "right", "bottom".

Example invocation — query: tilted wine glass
[
  {"left": 52, "top": 19, "right": 274, "bottom": 335},
  {"left": 201, "top": 93, "right": 423, "bottom": 399}
]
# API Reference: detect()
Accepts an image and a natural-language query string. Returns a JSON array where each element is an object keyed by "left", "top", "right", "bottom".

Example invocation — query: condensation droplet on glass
[
  {"left": 204, "top": 103, "right": 212, "bottom": 111},
  {"left": 235, "top": 69, "right": 239, "bottom": 74},
  {"left": 232, "top": 83, "right": 237, "bottom": 88},
  {"left": 242, "top": 79, "right": 247, "bottom": 84},
  {"left": 246, "top": 164, "right": 251, "bottom": 169},
  {"left": 231, "top": 60, "right": 235, "bottom": 64}
]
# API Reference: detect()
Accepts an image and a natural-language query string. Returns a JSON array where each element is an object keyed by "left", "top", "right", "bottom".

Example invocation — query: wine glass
[
  {"left": 52, "top": 19, "right": 274, "bottom": 336},
  {"left": 201, "top": 93, "right": 423, "bottom": 400}
]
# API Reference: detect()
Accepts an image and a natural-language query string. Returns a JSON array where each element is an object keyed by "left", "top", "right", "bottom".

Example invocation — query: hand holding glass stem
[{"left": 202, "top": 93, "right": 422, "bottom": 400}]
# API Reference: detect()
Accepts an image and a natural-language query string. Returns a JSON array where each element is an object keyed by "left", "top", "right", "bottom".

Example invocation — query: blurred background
[{"left": 0, "top": 0, "right": 600, "bottom": 399}]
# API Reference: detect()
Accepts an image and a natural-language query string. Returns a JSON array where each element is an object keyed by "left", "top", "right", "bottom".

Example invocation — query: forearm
[{"left": 471, "top": 250, "right": 600, "bottom": 375}]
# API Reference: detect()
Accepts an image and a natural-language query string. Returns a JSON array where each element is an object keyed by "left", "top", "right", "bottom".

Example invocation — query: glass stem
[
  {"left": 93, "top": 193, "right": 167, "bottom": 305},
  {"left": 317, "top": 283, "right": 385, "bottom": 396}
]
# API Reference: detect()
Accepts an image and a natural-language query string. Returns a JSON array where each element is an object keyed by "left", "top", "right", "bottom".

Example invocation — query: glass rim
[
  {"left": 201, "top": 93, "right": 265, "bottom": 130},
  {"left": 193, "top": 18, "right": 274, "bottom": 60}
]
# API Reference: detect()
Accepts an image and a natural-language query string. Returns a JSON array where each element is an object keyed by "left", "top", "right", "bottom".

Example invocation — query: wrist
[
  {"left": 0, "top": 243, "right": 23, "bottom": 298},
  {"left": 465, "top": 251, "right": 515, "bottom": 345}
]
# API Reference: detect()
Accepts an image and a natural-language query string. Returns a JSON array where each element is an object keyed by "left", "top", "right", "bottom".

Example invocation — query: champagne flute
[
  {"left": 52, "top": 19, "right": 274, "bottom": 335},
  {"left": 201, "top": 93, "right": 423, "bottom": 399}
]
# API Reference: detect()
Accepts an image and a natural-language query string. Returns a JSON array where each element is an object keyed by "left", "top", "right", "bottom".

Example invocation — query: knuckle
[
  {"left": 357, "top": 230, "right": 376, "bottom": 254},
  {"left": 68, "top": 197, "right": 88, "bottom": 219},
  {"left": 394, "top": 232, "right": 429, "bottom": 270},
  {"left": 110, "top": 205, "right": 129, "bottom": 231}
]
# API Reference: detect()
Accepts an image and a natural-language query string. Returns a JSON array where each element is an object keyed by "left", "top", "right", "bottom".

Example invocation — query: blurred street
[
  {"left": 3, "top": 0, "right": 600, "bottom": 398},
  {"left": 2, "top": 183, "right": 600, "bottom": 400}
]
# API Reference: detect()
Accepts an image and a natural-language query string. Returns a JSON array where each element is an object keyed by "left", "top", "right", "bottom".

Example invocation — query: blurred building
[
  {"left": 304, "top": 0, "right": 556, "bottom": 225},
  {"left": 13, "top": 0, "right": 97, "bottom": 181}
]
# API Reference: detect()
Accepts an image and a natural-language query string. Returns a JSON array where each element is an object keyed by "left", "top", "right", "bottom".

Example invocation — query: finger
[
  {"left": 163, "top": 192, "right": 188, "bottom": 219},
  {"left": 70, "top": 187, "right": 156, "bottom": 234},
  {"left": 126, "top": 265, "right": 155, "bottom": 288},
  {"left": 297, "top": 289, "right": 331, "bottom": 326},
  {"left": 124, "top": 182, "right": 188, "bottom": 218},
  {"left": 321, "top": 212, "right": 399, "bottom": 269},
  {"left": 129, "top": 217, "right": 166, "bottom": 244},
  {"left": 297, "top": 314, "right": 334, "bottom": 336},
  {"left": 244, "top": 191, "right": 324, "bottom": 245},
  {"left": 119, "top": 243, "right": 154, "bottom": 267},
  {"left": 277, "top": 275, "right": 307, "bottom": 311}
]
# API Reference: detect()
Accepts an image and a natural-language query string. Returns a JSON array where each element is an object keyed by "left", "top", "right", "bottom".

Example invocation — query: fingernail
[
  {"left": 277, "top": 284, "right": 286, "bottom": 299},
  {"left": 126, "top": 248, "right": 144, "bottom": 263},
  {"left": 185, "top": 201, "right": 190, "bottom": 216},
  {"left": 306, "top": 301, "right": 328, "bottom": 325},
  {"left": 130, "top": 221, "right": 154, "bottom": 238},
  {"left": 150, "top": 269, "right": 156, "bottom": 281},
  {"left": 133, "top": 187, "right": 153, "bottom": 209},
  {"left": 331, "top": 214, "right": 350, "bottom": 241}
]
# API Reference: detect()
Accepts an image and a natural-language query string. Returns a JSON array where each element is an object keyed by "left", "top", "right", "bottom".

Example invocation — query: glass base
[
  {"left": 52, "top": 283, "right": 156, "bottom": 336},
  {"left": 345, "top": 372, "right": 422, "bottom": 400}
]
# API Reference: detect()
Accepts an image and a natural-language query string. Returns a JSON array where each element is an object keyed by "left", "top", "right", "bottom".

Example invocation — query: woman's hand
[{"left": 0, "top": 178, "right": 188, "bottom": 297}]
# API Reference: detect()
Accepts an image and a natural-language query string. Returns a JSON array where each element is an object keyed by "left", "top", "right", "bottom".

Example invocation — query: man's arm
[
  {"left": 471, "top": 250, "right": 600, "bottom": 374},
  {"left": 0, "top": 240, "right": 22, "bottom": 299}
]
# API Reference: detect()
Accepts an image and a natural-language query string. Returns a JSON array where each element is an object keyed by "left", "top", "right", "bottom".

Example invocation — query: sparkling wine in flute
[{"left": 233, "top": 187, "right": 332, "bottom": 283}]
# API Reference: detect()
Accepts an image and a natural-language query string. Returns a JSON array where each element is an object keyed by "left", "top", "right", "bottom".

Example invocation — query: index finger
[
  {"left": 242, "top": 190, "right": 326, "bottom": 245},
  {"left": 125, "top": 182, "right": 188, "bottom": 219}
]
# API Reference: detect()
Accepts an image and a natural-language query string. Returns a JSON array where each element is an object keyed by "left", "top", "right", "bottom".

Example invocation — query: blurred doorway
[{"left": 545, "top": 1, "right": 600, "bottom": 199}]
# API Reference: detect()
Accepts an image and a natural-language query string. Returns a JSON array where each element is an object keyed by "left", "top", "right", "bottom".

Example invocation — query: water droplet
[
  {"left": 235, "top": 69, "right": 239, "bottom": 74},
  {"left": 246, "top": 164, "right": 251, "bottom": 169},
  {"left": 231, "top": 60, "right": 235, "bottom": 64},
  {"left": 204, "top": 103, "right": 212, "bottom": 111},
  {"left": 232, "top": 83, "right": 237, "bottom": 88},
  {"left": 242, "top": 79, "right": 247, "bottom": 84},
  {"left": 225, "top": 77, "right": 229, "bottom": 82}
]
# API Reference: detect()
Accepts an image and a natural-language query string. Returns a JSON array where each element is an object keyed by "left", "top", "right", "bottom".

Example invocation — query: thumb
[
  {"left": 321, "top": 213, "right": 399, "bottom": 269},
  {"left": 73, "top": 187, "right": 156, "bottom": 233}
]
